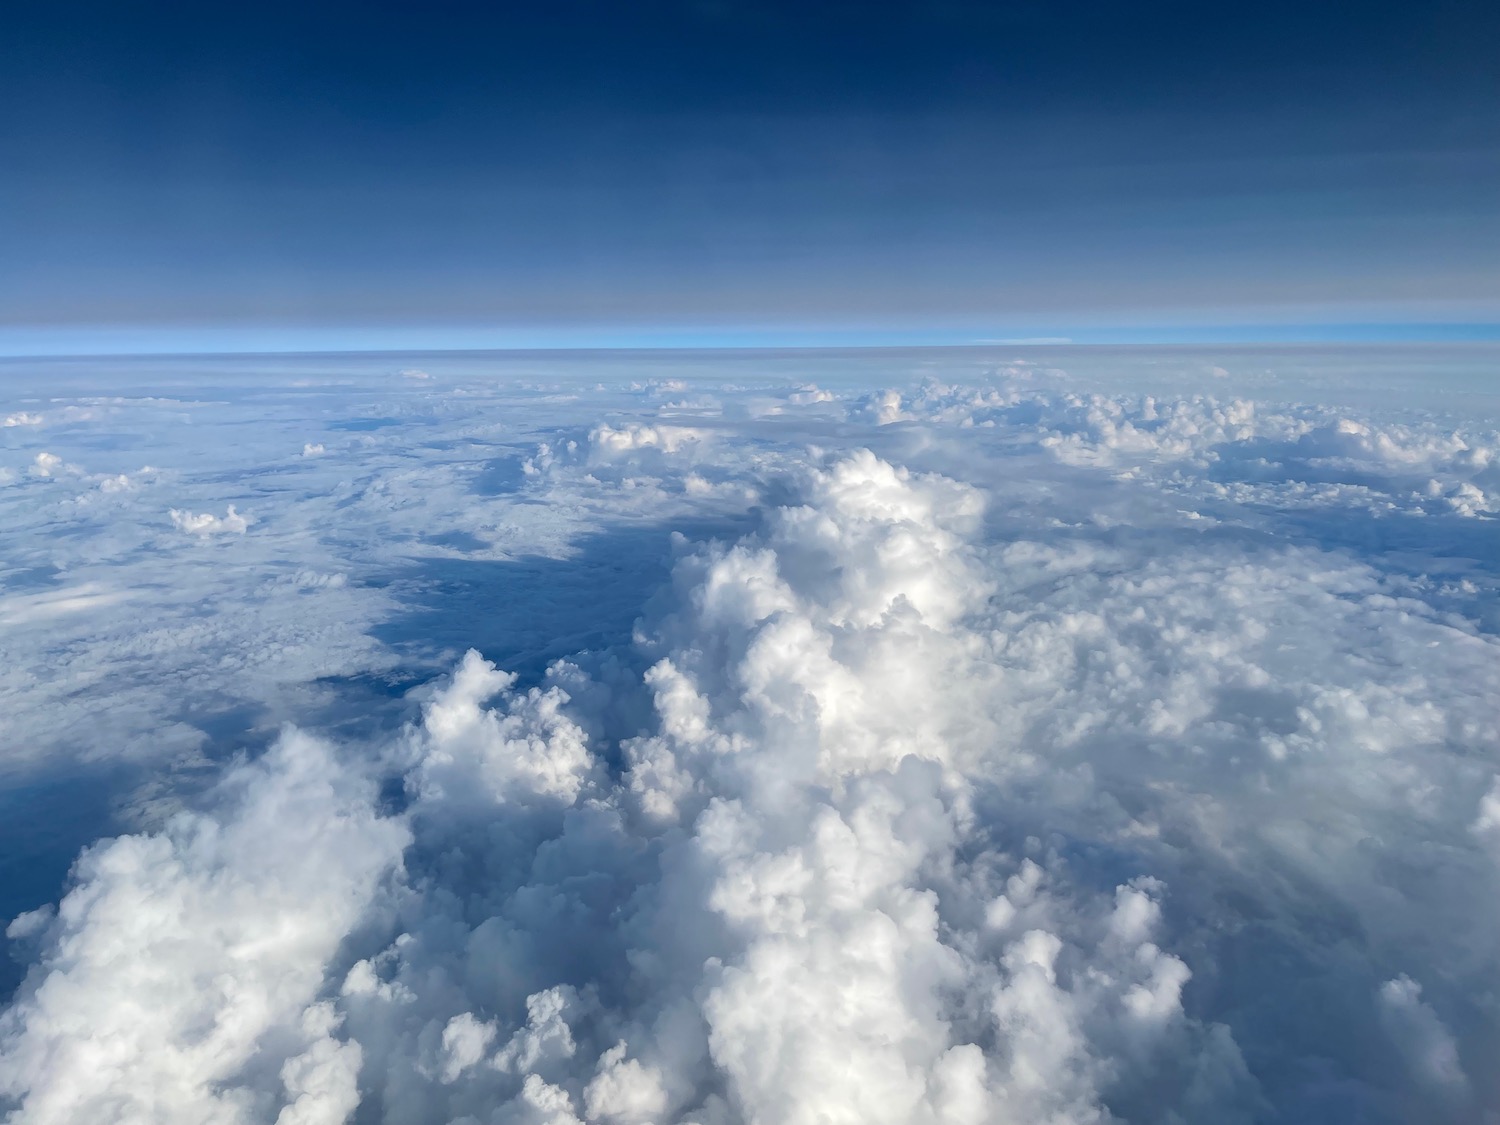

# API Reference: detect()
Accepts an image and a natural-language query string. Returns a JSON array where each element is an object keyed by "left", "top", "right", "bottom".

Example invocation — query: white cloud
[
  {"left": 0, "top": 731, "right": 409, "bottom": 1124},
  {"left": 0, "top": 584, "right": 131, "bottom": 627},
  {"left": 29, "top": 452, "right": 78, "bottom": 479},
  {"left": 409, "top": 648, "right": 598, "bottom": 807},
  {"left": 170, "top": 504, "right": 251, "bottom": 535},
  {"left": 275, "top": 1004, "right": 365, "bottom": 1125},
  {"left": 787, "top": 384, "right": 834, "bottom": 406},
  {"left": 94, "top": 466, "right": 157, "bottom": 493},
  {"left": 439, "top": 1013, "right": 497, "bottom": 1083},
  {"left": 589, "top": 422, "right": 707, "bottom": 456},
  {"left": 851, "top": 388, "right": 910, "bottom": 425},
  {"left": 2, "top": 352, "right": 1498, "bottom": 1124},
  {"left": 583, "top": 1043, "right": 670, "bottom": 1125}
]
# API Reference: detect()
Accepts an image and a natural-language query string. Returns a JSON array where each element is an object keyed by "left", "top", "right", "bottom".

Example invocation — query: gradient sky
[{"left": 3, "top": 0, "right": 1498, "bottom": 350}]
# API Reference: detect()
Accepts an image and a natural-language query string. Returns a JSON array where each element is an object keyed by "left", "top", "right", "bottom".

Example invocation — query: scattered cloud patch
[
  {"left": 589, "top": 423, "right": 707, "bottom": 456},
  {"left": 169, "top": 505, "right": 251, "bottom": 535},
  {"left": 28, "top": 451, "right": 81, "bottom": 479},
  {"left": 95, "top": 466, "right": 157, "bottom": 493}
]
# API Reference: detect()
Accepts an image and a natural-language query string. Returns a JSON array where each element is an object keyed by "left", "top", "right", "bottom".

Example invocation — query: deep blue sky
[{"left": 3, "top": 0, "right": 1497, "bottom": 350}]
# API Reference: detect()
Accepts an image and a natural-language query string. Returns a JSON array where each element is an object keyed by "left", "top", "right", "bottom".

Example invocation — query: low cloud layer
[{"left": 0, "top": 350, "right": 1497, "bottom": 1123}]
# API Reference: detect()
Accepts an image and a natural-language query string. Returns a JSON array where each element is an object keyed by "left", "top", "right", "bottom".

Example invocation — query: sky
[
  {"left": 3, "top": 0, "right": 1498, "bottom": 351},
  {"left": 5, "top": 8, "right": 1500, "bottom": 1116}
]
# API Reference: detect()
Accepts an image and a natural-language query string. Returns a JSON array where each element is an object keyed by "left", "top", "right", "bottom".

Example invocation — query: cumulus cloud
[
  {"left": 786, "top": 384, "right": 833, "bottom": 406},
  {"left": 0, "top": 731, "right": 409, "bottom": 1124},
  {"left": 1377, "top": 976, "right": 1470, "bottom": 1108},
  {"left": 170, "top": 504, "right": 251, "bottom": 535},
  {"left": 2, "top": 354, "right": 1498, "bottom": 1124},
  {"left": 28, "top": 452, "right": 79, "bottom": 479},
  {"left": 94, "top": 466, "right": 157, "bottom": 493},
  {"left": 0, "top": 451, "right": 1238, "bottom": 1123},
  {"left": 851, "top": 388, "right": 911, "bottom": 425},
  {"left": 589, "top": 423, "right": 707, "bottom": 456}
]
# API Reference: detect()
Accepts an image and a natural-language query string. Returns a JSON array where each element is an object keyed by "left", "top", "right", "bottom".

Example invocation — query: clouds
[
  {"left": 1377, "top": 977, "right": 1470, "bottom": 1110},
  {"left": 0, "top": 731, "right": 409, "bottom": 1125},
  {"left": 408, "top": 648, "right": 598, "bottom": 808},
  {"left": 0, "top": 349, "right": 1498, "bottom": 1123},
  {"left": 170, "top": 504, "right": 251, "bottom": 535},
  {"left": 589, "top": 424, "right": 707, "bottom": 458},
  {"left": 28, "top": 452, "right": 77, "bottom": 479}
]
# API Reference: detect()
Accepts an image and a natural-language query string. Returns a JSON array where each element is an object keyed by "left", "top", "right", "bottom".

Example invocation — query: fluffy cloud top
[
  {"left": 1, "top": 350, "right": 1497, "bottom": 1124},
  {"left": 170, "top": 505, "right": 251, "bottom": 535},
  {"left": 0, "top": 733, "right": 409, "bottom": 1124}
]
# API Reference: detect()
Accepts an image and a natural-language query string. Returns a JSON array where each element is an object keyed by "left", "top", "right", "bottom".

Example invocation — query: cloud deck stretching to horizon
[{"left": 0, "top": 348, "right": 1497, "bottom": 1123}]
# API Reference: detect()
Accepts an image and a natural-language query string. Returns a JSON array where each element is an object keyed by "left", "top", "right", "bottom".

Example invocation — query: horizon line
[{"left": 5, "top": 336, "right": 1500, "bottom": 362}]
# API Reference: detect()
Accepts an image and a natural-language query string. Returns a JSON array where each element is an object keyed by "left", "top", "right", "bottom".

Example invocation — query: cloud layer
[{"left": 1, "top": 349, "right": 1497, "bottom": 1123}]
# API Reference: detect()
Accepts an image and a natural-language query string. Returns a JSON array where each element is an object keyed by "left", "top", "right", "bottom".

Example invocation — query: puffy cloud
[
  {"left": 94, "top": 466, "right": 157, "bottom": 493},
  {"left": 851, "top": 388, "right": 910, "bottom": 425},
  {"left": 275, "top": 1005, "right": 365, "bottom": 1125},
  {"left": 408, "top": 648, "right": 598, "bottom": 807},
  {"left": 439, "top": 1013, "right": 497, "bottom": 1083},
  {"left": 1377, "top": 976, "right": 1470, "bottom": 1107},
  {"left": 28, "top": 452, "right": 79, "bottom": 479},
  {"left": 170, "top": 504, "right": 251, "bottom": 535},
  {"left": 0, "top": 731, "right": 409, "bottom": 1124},
  {"left": 786, "top": 384, "right": 833, "bottom": 406},
  {"left": 3, "top": 356, "right": 1498, "bottom": 1125},
  {"left": 8, "top": 452, "right": 1257, "bottom": 1122},
  {"left": 589, "top": 423, "right": 707, "bottom": 457},
  {"left": 582, "top": 1044, "right": 669, "bottom": 1125}
]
